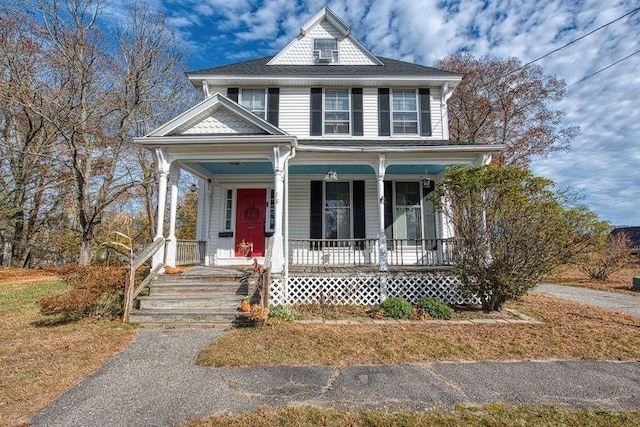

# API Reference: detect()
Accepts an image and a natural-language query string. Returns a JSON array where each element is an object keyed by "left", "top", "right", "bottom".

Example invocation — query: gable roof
[
  {"left": 144, "top": 93, "right": 287, "bottom": 138},
  {"left": 188, "top": 56, "right": 462, "bottom": 79},
  {"left": 267, "top": 7, "right": 383, "bottom": 66}
]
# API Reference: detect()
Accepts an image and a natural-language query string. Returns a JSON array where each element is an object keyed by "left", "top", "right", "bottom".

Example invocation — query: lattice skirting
[{"left": 268, "top": 272, "right": 479, "bottom": 306}]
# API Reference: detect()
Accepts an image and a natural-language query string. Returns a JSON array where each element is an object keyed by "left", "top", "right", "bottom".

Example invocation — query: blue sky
[{"left": 154, "top": 0, "right": 639, "bottom": 226}]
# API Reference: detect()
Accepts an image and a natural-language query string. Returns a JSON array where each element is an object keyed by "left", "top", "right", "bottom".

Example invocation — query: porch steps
[{"left": 128, "top": 267, "right": 257, "bottom": 328}]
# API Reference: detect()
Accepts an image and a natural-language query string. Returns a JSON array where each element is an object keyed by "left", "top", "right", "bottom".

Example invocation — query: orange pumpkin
[{"left": 240, "top": 300, "right": 251, "bottom": 312}]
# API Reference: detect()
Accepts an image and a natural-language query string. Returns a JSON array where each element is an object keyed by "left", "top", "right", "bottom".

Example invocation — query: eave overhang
[{"left": 189, "top": 75, "right": 463, "bottom": 89}]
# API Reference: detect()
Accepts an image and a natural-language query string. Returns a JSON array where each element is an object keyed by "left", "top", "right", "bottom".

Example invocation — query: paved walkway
[
  {"left": 534, "top": 283, "right": 640, "bottom": 317},
  {"left": 32, "top": 329, "right": 640, "bottom": 426}
]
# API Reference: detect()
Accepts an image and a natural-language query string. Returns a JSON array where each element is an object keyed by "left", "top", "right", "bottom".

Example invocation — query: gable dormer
[{"left": 267, "top": 7, "right": 383, "bottom": 66}]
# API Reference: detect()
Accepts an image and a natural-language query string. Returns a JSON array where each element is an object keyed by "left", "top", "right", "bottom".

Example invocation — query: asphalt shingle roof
[{"left": 188, "top": 56, "right": 461, "bottom": 78}]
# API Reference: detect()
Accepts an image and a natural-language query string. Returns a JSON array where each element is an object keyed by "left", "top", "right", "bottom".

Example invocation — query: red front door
[{"left": 235, "top": 189, "right": 266, "bottom": 257}]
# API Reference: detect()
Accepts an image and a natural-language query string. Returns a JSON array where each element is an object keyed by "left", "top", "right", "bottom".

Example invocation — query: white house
[{"left": 135, "top": 8, "right": 502, "bottom": 309}]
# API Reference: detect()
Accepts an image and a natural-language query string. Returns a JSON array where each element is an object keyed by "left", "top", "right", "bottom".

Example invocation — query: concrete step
[
  {"left": 129, "top": 308, "right": 248, "bottom": 325},
  {"left": 138, "top": 295, "right": 244, "bottom": 310}
]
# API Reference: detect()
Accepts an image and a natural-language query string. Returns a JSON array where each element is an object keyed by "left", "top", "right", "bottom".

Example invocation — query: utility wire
[
  {"left": 565, "top": 47, "right": 640, "bottom": 90},
  {"left": 514, "top": 6, "right": 640, "bottom": 74},
  {"left": 475, "top": 5, "right": 640, "bottom": 89}
]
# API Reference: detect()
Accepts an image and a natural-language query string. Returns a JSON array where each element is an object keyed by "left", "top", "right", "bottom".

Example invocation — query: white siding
[
  {"left": 287, "top": 177, "right": 310, "bottom": 238},
  {"left": 362, "top": 88, "right": 378, "bottom": 138},
  {"left": 279, "top": 87, "right": 310, "bottom": 137},
  {"left": 429, "top": 86, "right": 443, "bottom": 139}
]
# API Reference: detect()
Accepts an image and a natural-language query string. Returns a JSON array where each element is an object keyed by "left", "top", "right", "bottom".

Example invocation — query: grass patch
[
  {"left": 197, "top": 294, "right": 640, "bottom": 367},
  {"left": 181, "top": 405, "right": 640, "bottom": 427},
  {"left": 0, "top": 272, "right": 136, "bottom": 425},
  {"left": 545, "top": 264, "right": 640, "bottom": 295}
]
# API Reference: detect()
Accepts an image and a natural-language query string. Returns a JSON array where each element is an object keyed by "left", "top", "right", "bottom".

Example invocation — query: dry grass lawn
[
  {"left": 197, "top": 294, "right": 640, "bottom": 367},
  {"left": 0, "top": 269, "right": 136, "bottom": 426},
  {"left": 545, "top": 264, "right": 640, "bottom": 295},
  {"left": 182, "top": 405, "right": 640, "bottom": 427}
]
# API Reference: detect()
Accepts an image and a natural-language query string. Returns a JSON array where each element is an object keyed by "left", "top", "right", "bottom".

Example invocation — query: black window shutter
[
  {"left": 310, "top": 88, "right": 323, "bottom": 136},
  {"left": 353, "top": 181, "right": 366, "bottom": 245},
  {"left": 267, "top": 88, "right": 279, "bottom": 126},
  {"left": 384, "top": 181, "right": 393, "bottom": 239},
  {"left": 310, "top": 181, "right": 323, "bottom": 242},
  {"left": 227, "top": 87, "right": 239, "bottom": 102},
  {"left": 351, "top": 88, "right": 363, "bottom": 136},
  {"left": 378, "top": 88, "right": 390, "bottom": 136},
  {"left": 419, "top": 88, "right": 432, "bottom": 136}
]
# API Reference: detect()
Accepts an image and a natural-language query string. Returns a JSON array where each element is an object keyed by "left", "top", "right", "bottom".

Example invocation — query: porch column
[
  {"left": 270, "top": 145, "right": 294, "bottom": 274},
  {"left": 376, "top": 154, "right": 388, "bottom": 272},
  {"left": 152, "top": 148, "right": 170, "bottom": 268},
  {"left": 165, "top": 166, "right": 180, "bottom": 267}
]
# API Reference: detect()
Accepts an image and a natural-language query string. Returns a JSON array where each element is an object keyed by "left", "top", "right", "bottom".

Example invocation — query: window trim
[
  {"left": 239, "top": 88, "right": 267, "bottom": 119},
  {"left": 323, "top": 88, "right": 351, "bottom": 135},
  {"left": 323, "top": 181, "right": 353, "bottom": 240},
  {"left": 390, "top": 89, "right": 419, "bottom": 136}
]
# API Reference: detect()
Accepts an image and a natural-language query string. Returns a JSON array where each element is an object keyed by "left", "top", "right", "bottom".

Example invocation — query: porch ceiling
[
  {"left": 198, "top": 161, "right": 274, "bottom": 174},
  {"left": 192, "top": 162, "right": 448, "bottom": 176}
]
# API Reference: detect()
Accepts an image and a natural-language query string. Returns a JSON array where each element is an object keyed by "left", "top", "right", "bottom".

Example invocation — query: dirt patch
[{"left": 197, "top": 294, "right": 640, "bottom": 367}]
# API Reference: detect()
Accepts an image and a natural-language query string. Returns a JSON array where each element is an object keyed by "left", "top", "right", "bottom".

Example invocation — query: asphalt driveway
[
  {"left": 31, "top": 328, "right": 640, "bottom": 426},
  {"left": 534, "top": 283, "right": 640, "bottom": 317}
]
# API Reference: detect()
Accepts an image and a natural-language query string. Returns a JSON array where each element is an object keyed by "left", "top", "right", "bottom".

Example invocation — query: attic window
[{"left": 313, "top": 38, "right": 338, "bottom": 63}]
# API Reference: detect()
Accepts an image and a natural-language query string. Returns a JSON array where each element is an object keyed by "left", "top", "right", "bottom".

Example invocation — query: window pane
[
  {"left": 324, "top": 89, "right": 350, "bottom": 134},
  {"left": 325, "top": 182, "right": 350, "bottom": 239},
  {"left": 314, "top": 38, "right": 337, "bottom": 51},
  {"left": 240, "top": 89, "right": 265, "bottom": 118},
  {"left": 392, "top": 90, "right": 418, "bottom": 134},
  {"left": 395, "top": 182, "right": 421, "bottom": 241}
]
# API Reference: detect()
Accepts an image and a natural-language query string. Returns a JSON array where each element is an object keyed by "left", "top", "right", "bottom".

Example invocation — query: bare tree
[
  {"left": 0, "top": 11, "right": 67, "bottom": 266},
  {"left": 7, "top": 0, "right": 193, "bottom": 265},
  {"left": 435, "top": 54, "right": 579, "bottom": 166}
]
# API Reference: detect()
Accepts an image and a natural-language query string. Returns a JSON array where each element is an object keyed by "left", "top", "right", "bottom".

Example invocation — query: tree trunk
[{"left": 78, "top": 239, "right": 92, "bottom": 266}]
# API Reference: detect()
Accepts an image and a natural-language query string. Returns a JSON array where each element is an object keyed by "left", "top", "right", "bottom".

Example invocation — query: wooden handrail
[{"left": 123, "top": 238, "right": 165, "bottom": 323}]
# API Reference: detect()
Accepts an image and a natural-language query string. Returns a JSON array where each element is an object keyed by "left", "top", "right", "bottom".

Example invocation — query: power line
[
  {"left": 565, "top": 47, "right": 640, "bottom": 90},
  {"left": 475, "top": 5, "right": 640, "bottom": 89},
  {"left": 514, "top": 6, "right": 640, "bottom": 74}
]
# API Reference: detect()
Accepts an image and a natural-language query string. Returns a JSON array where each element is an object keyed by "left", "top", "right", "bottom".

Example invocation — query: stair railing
[{"left": 123, "top": 238, "right": 165, "bottom": 323}]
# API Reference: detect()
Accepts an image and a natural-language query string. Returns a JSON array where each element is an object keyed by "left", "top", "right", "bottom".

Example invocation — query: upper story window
[
  {"left": 324, "top": 89, "right": 350, "bottom": 134},
  {"left": 240, "top": 89, "right": 266, "bottom": 119},
  {"left": 313, "top": 38, "right": 338, "bottom": 63},
  {"left": 392, "top": 90, "right": 418, "bottom": 134}
]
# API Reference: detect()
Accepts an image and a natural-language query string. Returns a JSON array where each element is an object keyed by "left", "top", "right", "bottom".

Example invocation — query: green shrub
[
  {"left": 379, "top": 297, "right": 412, "bottom": 319},
  {"left": 417, "top": 297, "right": 454, "bottom": 320},
  {"left": 269, "top": 305, "right": 302, "bottom": 322},
  {"left": 38, "top": 264, "right": 125, "bottom": 320}
]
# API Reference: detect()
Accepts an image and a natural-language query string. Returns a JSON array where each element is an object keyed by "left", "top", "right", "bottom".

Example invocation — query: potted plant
[{"left": 246, "top": 304, "right": 269, "bottom": 326}]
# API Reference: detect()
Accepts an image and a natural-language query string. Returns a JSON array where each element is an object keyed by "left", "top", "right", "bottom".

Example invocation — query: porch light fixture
[
  {"left": 324, "top": 169, "right": 338, "bottom": 181},
  {"left": 189, "top": 183, "right": 198, "bottom": 192},
  {"left": 421, "top": 177, "right": 434, "bottom": 188}
]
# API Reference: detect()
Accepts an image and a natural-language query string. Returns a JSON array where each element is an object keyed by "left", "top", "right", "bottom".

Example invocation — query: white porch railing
[
  {"left": 175, "top": 239, "right": 206, "bottom": 265},
  {"left": 288, "top": 238, "right": 457, "bottom": 267}
]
